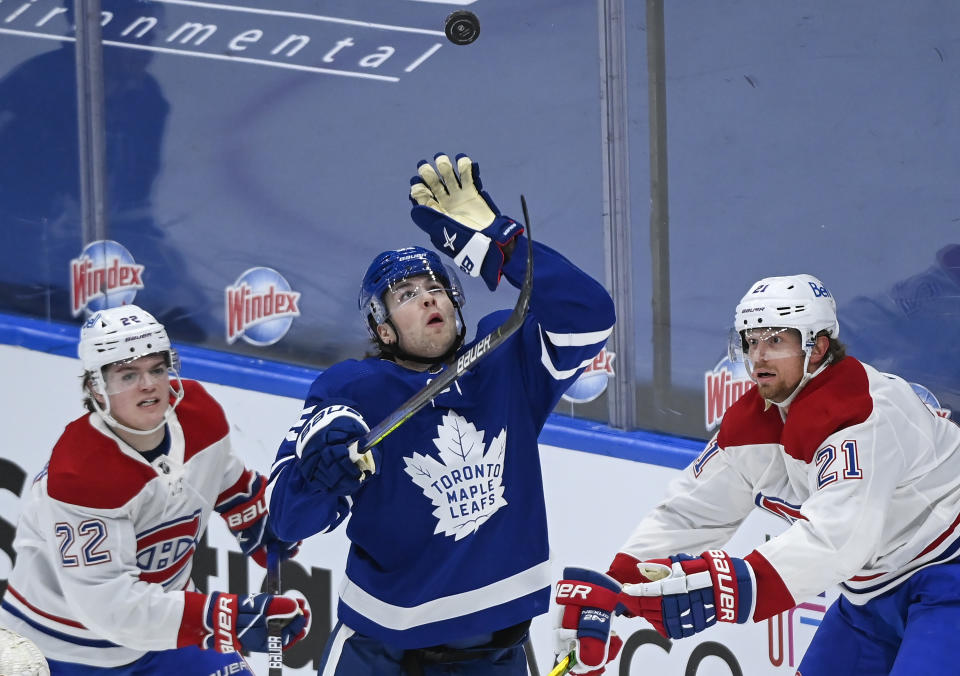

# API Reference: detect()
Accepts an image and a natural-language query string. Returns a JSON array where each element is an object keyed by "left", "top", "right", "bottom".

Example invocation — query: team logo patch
[
  {"left": 225, "top": 267, "right": 301, "bottom": 346},
  {"left": 561, "top": 347, "right": 615, "bottom": 404},
  {"left": 136, "top": 511, "right": 201, "bottom": 586},
  {"left": 403, "top": 413, "right": 506, "bottom": 540},
  {"left": 69, "top": 240, "right": 145, "bottom": 316},
  {"left": 704, "top": 356, "right": 754, "bottom": 431}
]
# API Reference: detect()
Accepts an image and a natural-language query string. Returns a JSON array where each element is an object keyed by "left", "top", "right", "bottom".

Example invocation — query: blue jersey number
[
  {"left": 55, "top": 519, "right": 112, "bottom": 567},
  {"left": 815, "top": 440, "right": 863, "bottom": 489}
]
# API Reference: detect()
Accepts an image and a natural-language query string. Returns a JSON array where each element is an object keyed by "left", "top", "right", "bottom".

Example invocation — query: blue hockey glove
[
  {"left": 200, "top": 591, "right": 310, "bottom": 654},
  {"left": 295, "top": 404, "right": 379, "bottom": 495},
  {"left": 409, "top": 153, "right": 524, "bottom": 291},
  {"left": 618, "top": 550, "right": 754, "bottom": 640},
  {"left": 216, "top": 470, "right": 300, "bottom": 568},
  {"left": 553, "top": 567, "right": 624, "bottom": 674}
]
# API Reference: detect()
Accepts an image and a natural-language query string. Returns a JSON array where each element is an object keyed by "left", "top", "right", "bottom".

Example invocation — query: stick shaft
[{"left": 266, "top": 551, "right": 284, "bottom": 676}]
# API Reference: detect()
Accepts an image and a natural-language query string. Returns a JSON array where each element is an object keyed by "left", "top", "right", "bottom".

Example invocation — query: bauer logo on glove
[{"left": 409, "top": 153, "right": 524, "bottom": 291}]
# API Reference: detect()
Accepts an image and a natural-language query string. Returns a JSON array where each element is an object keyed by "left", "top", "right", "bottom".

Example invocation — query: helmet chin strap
[
  {"left": 91, "top": 373, "right": 185, "bottom": 436},
  {"left": 769, "top": 350, "right": 832, "bottom": 411}
]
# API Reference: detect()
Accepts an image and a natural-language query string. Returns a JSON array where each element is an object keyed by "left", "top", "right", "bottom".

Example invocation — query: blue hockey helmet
[{"left": 359, "top": 247, "right": 465, "bottom": 338}]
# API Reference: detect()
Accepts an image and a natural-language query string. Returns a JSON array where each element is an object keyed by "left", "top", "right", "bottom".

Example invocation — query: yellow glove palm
[{"left": 410, "top": 154, "right": 495, "bottom": 231}]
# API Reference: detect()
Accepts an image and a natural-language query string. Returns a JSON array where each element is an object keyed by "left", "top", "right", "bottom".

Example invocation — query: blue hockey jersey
[{"left": 267, "top": 238, "right": 615, "bottom": 648}]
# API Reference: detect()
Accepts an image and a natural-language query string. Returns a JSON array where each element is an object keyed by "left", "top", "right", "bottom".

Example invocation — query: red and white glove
[
  {"left": 617, "top": 550, "right": 755, "bottom": 640},
  {"left": 180, "top": 590, "right": 311, "bottom": 654},
  {"left": 216, "top": 470, "right": 301, "bottom": 568},
  {"left": 554, "top": 567, "right": 624, "bottom": 675}
]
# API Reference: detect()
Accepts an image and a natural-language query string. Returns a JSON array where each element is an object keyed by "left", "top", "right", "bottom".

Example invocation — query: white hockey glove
[{"left": 410, "top": 153, "right": 523, "bottom": 291}]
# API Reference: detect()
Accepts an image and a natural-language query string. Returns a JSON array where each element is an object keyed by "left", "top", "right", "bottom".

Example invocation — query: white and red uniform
[
  {"left": 616, "top": 357, "right": 960, "bottom": 620},
  {"left": 0, "top": 380, "right": 264, "bottom": 667}
]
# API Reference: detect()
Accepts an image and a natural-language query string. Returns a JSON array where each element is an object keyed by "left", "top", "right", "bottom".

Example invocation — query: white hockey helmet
[
  {"left": 732, "top": 274, "right": 839, "bottom": 346},
  {"left": 729, "top": 274, "right": 839, "bottom": 407},
  {"left": 79, "top": 305, "right": 183, "bottom": 435}
]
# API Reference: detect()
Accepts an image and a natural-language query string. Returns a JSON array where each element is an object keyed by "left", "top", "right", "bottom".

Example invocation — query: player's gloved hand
[
  {"left": 202, "top": 591, "right": 310, "bottom": 654},
  {"left": 604, "top": 552, "right": 671, "bottom": 617},
  {"left": 618, "top": 550, "right": 754, "bottom": 639},
  {"left": 554, "top": 567, "right": 624, "bottom": 675},
  {"left": 295, "top": 404, "right": 380, "bottom": 495},
  {"left": 245, "top": 520, "right": 301, "bottom": 569},
  {"left": 409, "top": 153, "right": 524, "bottom": 291},
  {"left": 216, "top": 471, "right": 301, "bottom": 568}
]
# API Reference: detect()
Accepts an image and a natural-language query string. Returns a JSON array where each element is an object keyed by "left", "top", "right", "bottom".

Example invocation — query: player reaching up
[
  {"left": 266, "top": 152, "right": 616, "bottom": 675},
  {"left": 553, "top": 274, "right": 960, "bottom": 675},
  {"left": 0, "top": 305, "right": 309, "bottom": 674}
]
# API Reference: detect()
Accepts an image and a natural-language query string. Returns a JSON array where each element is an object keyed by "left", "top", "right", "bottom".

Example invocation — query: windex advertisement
[
  {"left": 225, "top": 267, "right": 301, "bottom": 346},
  {"left": 69, "top": 240, "right": 145, "bottom": 316}
]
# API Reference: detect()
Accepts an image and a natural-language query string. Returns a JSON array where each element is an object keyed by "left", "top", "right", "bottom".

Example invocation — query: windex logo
[
  {"left": 69, "top": 240, "right": 145, "bottom": 316},
  {"left": 561, "top": 347, "right": 616, "bottom": 404},
  {"left": 225, "top": 267, "right": 301, "bottom": 346},
  {"left": 704, "top": 356, "right": 755, "bottom": 431}
]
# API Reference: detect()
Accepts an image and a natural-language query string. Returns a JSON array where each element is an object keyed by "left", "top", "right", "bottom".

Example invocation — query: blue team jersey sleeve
[
  {"left": 494, "top": 237, "right": 616, "bottom": 418},
  {"left": 266, "top": 371, "right": 362, "bottom": 541}
]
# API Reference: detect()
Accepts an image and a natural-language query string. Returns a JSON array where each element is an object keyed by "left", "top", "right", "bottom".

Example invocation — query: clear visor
[
  {"left": 728, "top": 327, "right": 804, "bottom": 365},
  {"left": 101, "top": 352, "right": 179, "bottom": 395},
  {"left": 381, "top": 276, "right": 455, "bottom": 320}
]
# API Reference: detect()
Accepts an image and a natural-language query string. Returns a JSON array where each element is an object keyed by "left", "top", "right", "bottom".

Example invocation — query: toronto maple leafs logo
[{"left": 403, "top": 412, "right": 507, "bottom": 540}]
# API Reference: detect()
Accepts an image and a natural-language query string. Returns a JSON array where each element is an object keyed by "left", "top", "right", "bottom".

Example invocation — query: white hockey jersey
[
  {"left": 617, "top": 358, "right": 960, "bottom": 620},
  {"left": 0, "top": 380, "right": 257, "bottom": 667}
]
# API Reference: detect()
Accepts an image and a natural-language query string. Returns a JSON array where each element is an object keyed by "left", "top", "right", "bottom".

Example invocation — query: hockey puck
[{"left": 444, "top": 10, "right": 480, "bottom": 45}]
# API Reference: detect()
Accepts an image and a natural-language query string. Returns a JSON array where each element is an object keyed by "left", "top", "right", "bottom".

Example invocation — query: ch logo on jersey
[
  {"left": 135, "top": 511, "right": 201, "bottom": 586},
  {"left": 403, "top": 412, "right": 507, "bottom": 540},
  {"left": 754, "top": 493, "right": 806, "bottom": 524}
]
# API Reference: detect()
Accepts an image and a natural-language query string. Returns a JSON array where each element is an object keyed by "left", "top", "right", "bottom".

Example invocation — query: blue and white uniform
[{"left": 267, "top": 238, "right": 614, "bottom": 668}]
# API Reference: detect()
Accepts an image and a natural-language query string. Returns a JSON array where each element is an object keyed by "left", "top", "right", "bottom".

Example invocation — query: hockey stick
[
  {"left": 265, "top": 549, "right": 284, "bottom": 676},
  {"left": 524, "top": 636, "right": 541, "bottom": 676},
  {"left": 351, "top": 195, "right": 535, "bottom": 467},
  {"left": 549, "top": 628, "right": 623, "bottom": 675},
  {"left": 548, "top": 653, "right": 575, "bottom": 676}
]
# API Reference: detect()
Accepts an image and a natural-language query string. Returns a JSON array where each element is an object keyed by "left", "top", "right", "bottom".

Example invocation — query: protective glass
[
  {"left": 101, "top": 353, "right": 178, "bottom": 395},
  {"left": 728, "top": 327, "right": 804, "bottom": 365}
]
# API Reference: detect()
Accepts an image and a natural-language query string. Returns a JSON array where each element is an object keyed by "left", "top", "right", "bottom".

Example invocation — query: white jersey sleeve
[{"left": 617, "top": 433, "right": 763, "bottom": 561}]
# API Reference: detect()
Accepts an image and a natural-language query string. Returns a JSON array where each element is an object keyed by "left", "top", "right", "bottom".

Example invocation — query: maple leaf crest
[{"left": 403, "top": 412, "right": 507, "bottom": 540}]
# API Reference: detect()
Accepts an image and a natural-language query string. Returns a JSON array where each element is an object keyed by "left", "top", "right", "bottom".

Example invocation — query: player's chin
[
  {"left": 132, "top": 405, "right": 168, "bottom": 428},
  {"left": 421, "top": 336, "right": 458, "bottom": 360},
  {"left": 756, "top": 383, "right": 789, "bottom": 403}
]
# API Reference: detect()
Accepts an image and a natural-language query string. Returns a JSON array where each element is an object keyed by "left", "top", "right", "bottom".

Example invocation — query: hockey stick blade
[
  {"left": 548, "top": 653, "right": 575, "bottom": 676},
  {"left": 359, "top": 196, "right": 534, "bottom": 453}
]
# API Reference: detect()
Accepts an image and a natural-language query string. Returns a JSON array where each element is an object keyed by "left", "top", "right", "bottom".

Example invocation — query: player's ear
[
  {"left": 377, "top": 323, "right": 396, "bottom": 345},
  {"left": 809, "top": 334, "right": 830, "bottom": 369},
  {"left": 83, "top": 374, "right": 106, "bottom": 406},
  {"left": 89, "top": 386, "right": 106, "bottom": 407}
]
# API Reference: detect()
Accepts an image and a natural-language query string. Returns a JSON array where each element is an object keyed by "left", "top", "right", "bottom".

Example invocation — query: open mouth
[
  {"left": 753, "top": 370, "right": 776, "bottom": 381},
  {"left": 138, "top": 398, "right": 160, "bottom": 408},
  {"left": 427, "top": 312, "right": 444, "bottom": 326}
]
